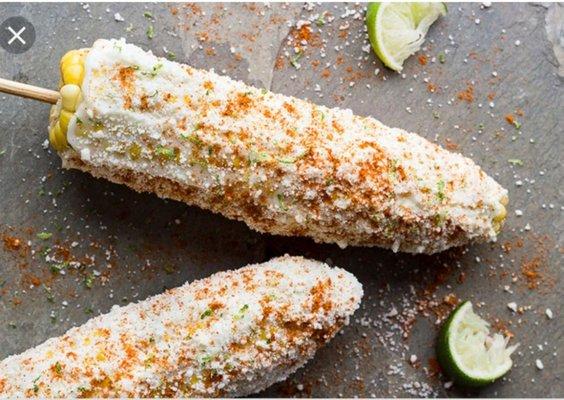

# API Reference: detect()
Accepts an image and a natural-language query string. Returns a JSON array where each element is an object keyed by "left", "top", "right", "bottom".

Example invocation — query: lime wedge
[
  {"left": 437, "top": 301, "right": 519, "bottom": 387},
  {"left": 366, "top": 2, "right": 447, "bottom": 72}
]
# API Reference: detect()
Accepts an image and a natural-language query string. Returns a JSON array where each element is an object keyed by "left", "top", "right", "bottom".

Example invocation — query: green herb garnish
[
  {"left": 37, "top": 232, "right": 52, "bottom": 240},
  {"left": 508, "top": 159, "right": 523, "bottom": 166},
  {"left": 234, "top": 304, "right": 249, "bottom": 320},
  {"left": 315, "top": 13, "right": 326, "bottom": 26},
  {"left": 84, "top": 274, "right": 95, "bottom": 289},
  {"left": 200, "top": 308, "right": 213, "bottom": 319},
  {"left": 249, "top": 150, "right": 270, "bottom": 165},
  {"left": 166, "top": 51, "right": 176, "bottom": 61},
  {"left": 436, "top": 180, "right": 446, "bottom": 201},
  {"left": 50, "top": 262, "right": 68, "bottom": 274},
  {"left": 43, "top": 285, "right": 54, "bottom": 302},
  {"left": 289, "top": 50, "right": 303, "bottom": 69},
  {"left": 54, "top": 361, "right": 62, "bottom": 374},
  {"left": 277, "top": 193, "right": 288, "bottom": 211},
  {"left": 146, "top": 25, "right": 155, "bottom": 40},
  {"left": 155, "top": 145, "right": 175, "bottom": 160},
  {"left": 513, "top": 120, "right": 521, "bottom": 130},
  {"left": 438, "top": 52, "right": 446, "bottom": 63},
  {"left": 143, "top": 11, "right": 154, "bottom": 19}
]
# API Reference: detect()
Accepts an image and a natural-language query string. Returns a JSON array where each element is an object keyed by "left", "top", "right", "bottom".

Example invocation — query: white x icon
[{"left": 7, "top": 26, "right": 26, "bottom": 45}]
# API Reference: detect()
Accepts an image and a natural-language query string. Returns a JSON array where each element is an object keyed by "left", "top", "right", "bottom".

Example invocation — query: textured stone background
[{"left": 0, "top": 2, "right": 562, "bottom": 397}]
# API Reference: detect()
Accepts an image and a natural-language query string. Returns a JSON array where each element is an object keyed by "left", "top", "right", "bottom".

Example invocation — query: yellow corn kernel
[
  {"left": 59, "top": 110, "right": 73, "bottom": 133},
  {"left": 50, "top": 123, "right": 64, "bottom": 151},
  {"left": 128, "top": 143, "right": 141, "bottom": 160},
  {"left": 53, "top": 122, "right": 68, "bottom": 149},
  {"left": 61, "top": 53, "right": 82, "bottom": 71},
  {"left": 60, "top": 50, "right": 80, "bottom": 68},
  {"left": 48, "top": 126, "right": 58, "bottom": 150},
  {"left": 60, "top": 84, "right": 82, "bottom": 112},
  {"left": 62, "top": 64, "right": 84, "bottom": 85}
]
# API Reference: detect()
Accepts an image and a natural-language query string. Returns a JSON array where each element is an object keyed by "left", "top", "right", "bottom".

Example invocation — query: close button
[{"left": 0, "top": 16, "right": 36, "bottom": 54}]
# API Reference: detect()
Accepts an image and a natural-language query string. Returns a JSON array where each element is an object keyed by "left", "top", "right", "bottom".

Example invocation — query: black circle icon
[{"left": 0, "top": 16, "right": 36, "bottom": 54}]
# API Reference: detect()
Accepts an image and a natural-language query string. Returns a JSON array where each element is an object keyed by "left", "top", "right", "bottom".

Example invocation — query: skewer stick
[{"left": 0, "top": 77, "right": 59, "bottom": 104}]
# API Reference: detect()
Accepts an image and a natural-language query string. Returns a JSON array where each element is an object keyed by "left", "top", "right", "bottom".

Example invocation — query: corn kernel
[
  {"left": 54, "top": 122, "right": 68, "bottom": 149},
  {"left": 63, "top": 64, "right": 84, "bottom": 85},
  {"left": 49, "top": 124, "right": 64, "bottom": 151},
  {"left": 128, "top": 143, "right": 141, "bottom": 160},
  {"left": 60, "top": 50, "right": 79, "bottom": 68},
  {"left": 60, "top": 84, "right": 82, "bottom": 112},
  {"left": 59, "top": 110, "right": 73, "bottom": 133},
  {"left": 48, "top": 127, "right": 58, "bottom": 150}
]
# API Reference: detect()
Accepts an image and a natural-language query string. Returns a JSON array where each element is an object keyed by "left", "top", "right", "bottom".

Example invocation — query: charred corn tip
[{"left": 49, "top": 49, "right": 88, "bottom": 151}]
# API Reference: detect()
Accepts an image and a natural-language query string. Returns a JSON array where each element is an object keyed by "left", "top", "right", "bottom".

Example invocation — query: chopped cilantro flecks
[
  {"left": 32, "top": 375, "right": 42, "bottom": 393},
  {"left": 432, "top": 110, "right": 440, "bottom": 119},
  {"left": 388, "top": 159, "right": 398, "bottom": 179},
  {"left": 436, "top": 180, "right": 446, "bottom": 201},
  {"left": 508, "top": 158, "right": 524, "bottom": 166},
  {"left": 277, "top": 194, "right": 288, "bottom": 211},
  {"left": 84, "top": 307, "right": 94, "bottom": 315},
  {"left": 166, "top": 51, "right": 176, "bottom": 61},
  {"left": 438, "top": 52, "right": 446, "bottom": 63},
  {"left": 234, "top": 304, "right": 249, "bottom": 320},
  {"left": 200, "top": 308, "right": 213, "bottom": 319},
  {"left": 249, "top": 150, "right": 270, "bottom": 165},
  {"left": 164, "top": 264, "right": 175, "bottom": 274},
  {"left": 146, "top": 25, "right": 155, "bottom": 40},
  {"left": 54, "top": 362, "right": 62, "bottom": 374},
  {"left": 75, "top": 117, "right": 83, "bottom": 125},
  {"left": 143, "top": 63, "right": 163, "bottom": 78},
  {"left": 315, "top": 12, "right": 326, "bottom": 26},
  {"left": 182, "top": 133, "right": 203, "bottom": 146},
  {"left": 478, "top": 123, "right": 484, "bottom": 130},
  {"left": 84, "top": 274, "right": 95, "bottom": 289},
  {"left": 50, "top": 262, "right": 68, "bottom": 274},
  {"left": 43, "top": 285, "right": 54, "bottom": 302},
  {"left": 155, "top": 145, "right": 175, "bottom": 160},
  {"left": 201, "top": 354, "right": 214, "bottom": 366},
  {"left": 513, "top": 120, "right": 522, "bottom": 130},
  {"left": 0, "top": 149, "right": 6, "bottom": 156},
  {"left": 37, "top": 232, "right": 52, "bottom": 240},
  {"left": 143, "top": 11, "right": 154, "bottom": 19},
  {"left": 289, "top": 50, "right": 303, "bottom": 69}
]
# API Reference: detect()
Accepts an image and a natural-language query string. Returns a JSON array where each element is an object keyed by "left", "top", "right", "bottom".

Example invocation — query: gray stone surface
[{"left": 0, "top": 2, "right": 562, "bottom": 397}]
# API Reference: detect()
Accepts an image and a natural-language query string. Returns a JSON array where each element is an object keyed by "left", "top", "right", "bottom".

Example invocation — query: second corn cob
[{"left": 0, "top": 256, "right": 363, "bottom": 397}]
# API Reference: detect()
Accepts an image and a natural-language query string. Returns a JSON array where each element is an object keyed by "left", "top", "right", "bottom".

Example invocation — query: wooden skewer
[{"left": 0, "top": 77, "right": 60, "bottom": 104}]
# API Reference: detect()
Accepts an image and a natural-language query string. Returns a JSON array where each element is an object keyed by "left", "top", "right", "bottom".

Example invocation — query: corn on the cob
[
  {"left": 0, "top": 256, "right": 363, "bottom": 397},
  {"left": 49, "top": 38, "right": 508, "bottom": 254}
]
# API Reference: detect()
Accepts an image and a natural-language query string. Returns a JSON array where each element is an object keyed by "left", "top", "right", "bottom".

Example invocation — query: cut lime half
[
  {"left": 437, "top": 301, "right": 518, "bottom": 387},
  {"left": 366, "top": 2, "right": 447, "bottom": 72}
]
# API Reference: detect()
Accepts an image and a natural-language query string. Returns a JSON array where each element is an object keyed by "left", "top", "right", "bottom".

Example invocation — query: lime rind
[
  {"left": 366, "top": 2, "right": 447, "bottom": 72},
  {"left": 437, "top": 301, "right": 518, "bottom": 387}
]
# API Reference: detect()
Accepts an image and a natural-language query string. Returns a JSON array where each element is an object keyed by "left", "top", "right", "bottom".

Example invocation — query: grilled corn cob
[
  {"left": 49, "top": 38, "right": 508, "bottom": 254},
  {"left": 0, "top": 256, "right": 363, "bottom": 397}
]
